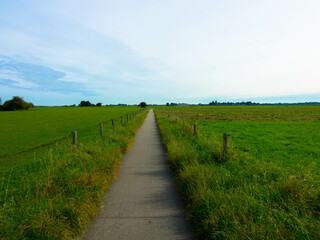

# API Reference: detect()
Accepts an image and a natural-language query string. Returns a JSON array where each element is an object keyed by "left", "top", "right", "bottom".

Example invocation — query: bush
[
  {"left": 28, "top": 102, "right": 35, "bottom": 108},
  {"left": 79, "top": 101, "right": 94, "bottom": 107},
  {"left": 139, "top": 102, "right": 147, "bottom": 108},
  {"left": 1, "top": 96, "right": 33, "bottom": 111}
]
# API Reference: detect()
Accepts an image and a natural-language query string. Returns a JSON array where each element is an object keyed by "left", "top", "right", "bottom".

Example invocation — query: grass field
[
  {"left": 0, "top": 106, "right": 141, "bottom": 158},
  {"left": 0, "top": 106, "right": 148, "bottom": 239},
  {"left": 155, "top": 105, "right": 320, "bottom": 240}
]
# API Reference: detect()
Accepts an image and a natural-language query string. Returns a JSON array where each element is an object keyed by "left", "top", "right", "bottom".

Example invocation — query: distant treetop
[
  {"left": 139, "top": 102, "right": 147, "bottom": 108},
  {"left": 0, "top": 96, "right": 35, "bottom": 111},
  {"left": 209, "top": 100, "right": 258, "bottom": 106},
  {"left": 79, "top": 100, "right": 94, "bottom": 107}
]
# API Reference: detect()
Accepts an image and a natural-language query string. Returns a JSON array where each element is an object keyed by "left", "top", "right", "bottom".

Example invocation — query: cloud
[
  {"left": 0, "top": 0, "right": 319, "bottom": 105},
  {"left": 0, "top": 3, "right": 168, "bottom": 104},
  {"left": 0, "top": 69, "right": 38, "bottom": 89}
]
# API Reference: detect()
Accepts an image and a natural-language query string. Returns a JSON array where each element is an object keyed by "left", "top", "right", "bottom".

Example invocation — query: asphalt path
[{"left": 79, "top": 109, "right": 195, "bottom": 240}]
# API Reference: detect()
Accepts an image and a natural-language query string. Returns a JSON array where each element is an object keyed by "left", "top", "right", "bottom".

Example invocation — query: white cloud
[
  {"left": 0, "top": 70, "right": 38, "bottom": 88},
  {"left": 56, "top": 71, "right": 90, "bottom": 83},
  {"left": 0, "top": 0, "right": 319, "bottom": 104}
]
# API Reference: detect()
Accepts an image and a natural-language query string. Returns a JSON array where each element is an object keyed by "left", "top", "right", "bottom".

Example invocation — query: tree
[
  {"left": 1, "top": 96, "right": 33, "bottom": 111},
  {"left": 209, "top": 100, "right": 218, "bottom": 105},
  {"left": 96, "top": 102, "right": 102, "bottom": 107},
  {"left": 139, "top": 102, "right": 147, "bottom": 108},
  {"left": 166, "top": 102, "right": 169, "bottom": 106},
  {"left": 28, "top": 102, "right": 35, "bottom": 108},
  {"left": 79, "top": 100, "right": 93, "bottom": 107}
]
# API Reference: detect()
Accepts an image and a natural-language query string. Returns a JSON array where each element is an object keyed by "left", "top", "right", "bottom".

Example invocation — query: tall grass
[
  {"left": 155, "top": 108, "right": 319, "bottom": 240},
  {"left": 0, "top": 109, "right": 149, "bottom": 239}
]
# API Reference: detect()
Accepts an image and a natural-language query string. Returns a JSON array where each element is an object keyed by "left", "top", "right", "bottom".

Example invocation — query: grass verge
[
  {"left": 154, "top": 108, "right": 319, "bottom": 240},
  {"left": 0, "top": 109, "right": 149, "bottom": 239}
]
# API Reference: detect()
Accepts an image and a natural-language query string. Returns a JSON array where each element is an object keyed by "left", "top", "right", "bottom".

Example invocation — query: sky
[{"left": 0, "top": 0, "right": 319, "bottom": 105}]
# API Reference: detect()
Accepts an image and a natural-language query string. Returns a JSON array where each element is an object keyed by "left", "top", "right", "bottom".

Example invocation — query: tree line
[
  {"left": 79, "top": 101, "right": 102, "bottom": 107},
  {"left": 79, "top": 101, "right": 147, "bottom": 108},
  {"left": 0, "top": 96, "right": 35, "bottom": 111},
  {"left": 0, "top": 97, "right": 148, "bottom": 111}
]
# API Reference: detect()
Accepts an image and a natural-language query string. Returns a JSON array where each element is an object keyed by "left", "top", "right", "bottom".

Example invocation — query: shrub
[
  {"left": 1, "top": 96, "right": 33, "bottom": 111},
  {"left": 139, "top": 102, "right": 147, "bottom": 108},
  {"left": 79, "top": 101, "right": 94, "bottom": 107},
  {"left": 28, "top": 102, "right": 35, "bottom": 108}
]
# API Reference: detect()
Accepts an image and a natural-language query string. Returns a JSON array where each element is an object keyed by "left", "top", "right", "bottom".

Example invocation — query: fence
[
  {"left": 71, "top": 109, "right": 145, "bottom": 151},
  {"left": 167, "top": 113, "right": 229, "bottom": 152},
  {"left": 1, "top": 109, "right": 146, "bottom": 159}
]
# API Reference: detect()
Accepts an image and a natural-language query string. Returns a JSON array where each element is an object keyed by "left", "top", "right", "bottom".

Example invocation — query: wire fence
[{"left": 0, "top": 109, "right": 146, "bottom": 160}]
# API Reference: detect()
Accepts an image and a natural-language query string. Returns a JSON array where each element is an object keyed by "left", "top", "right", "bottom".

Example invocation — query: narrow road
[{"left": 79, "top": 109, "right": 195, "bottom": 240}]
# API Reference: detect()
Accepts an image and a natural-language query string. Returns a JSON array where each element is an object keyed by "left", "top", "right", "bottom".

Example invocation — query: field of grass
[
  {"left": 155, "top": 105, "right": 320, "bottom": 240},
  {"left": 162, "top": 105, "right": 320, "bottom": 121},
  {"left": 0, "top": 107, "right": 149, "bottom": 239},
  {"left": 0, "top": 106, "right": 140, "bottom": 158}
]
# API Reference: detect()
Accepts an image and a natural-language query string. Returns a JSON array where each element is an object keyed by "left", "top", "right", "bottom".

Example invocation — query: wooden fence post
[
  {"left": 127, "top": 114, "right": 128, "bottom": 122},
  {"left": 121, "top": 116, "right": 123, "bottom": 125},
  {"left": 193, "top": 124, "right": 197, "bottom": 136},
  {"left": 99, "top": 123, "right": 103, "bottom": 140},
  {"left": 223, "top": 133, "right": 228, "bottom": 152},
  {"left": 72, "top": 131, "right": 77, "bottom": 152},
  {"left": 111, "top": 119, "right": 115, "bottom": 133}
]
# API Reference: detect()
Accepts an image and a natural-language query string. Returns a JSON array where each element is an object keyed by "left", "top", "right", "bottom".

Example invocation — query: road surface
[{"left": 79, "top": 109, "right": 195, "bottom": 240}]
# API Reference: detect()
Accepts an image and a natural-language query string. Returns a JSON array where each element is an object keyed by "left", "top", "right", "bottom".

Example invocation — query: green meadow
[
  {"left": 155, "top": 105, "right": 320, "bottom": 240},
  {"left": 0, "top": 106, "right": 141, "bottom": 158},
  {"left": 0, "top": 106, "right": 148, "bottom": 239}
]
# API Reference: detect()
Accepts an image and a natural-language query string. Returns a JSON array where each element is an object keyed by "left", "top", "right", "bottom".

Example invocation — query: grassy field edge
[
  {"left": 154, "top": 109, "right": 319, "bottom": 240},
  {"left": 0, "top": 109, "right": 149, "bottom": 239}
]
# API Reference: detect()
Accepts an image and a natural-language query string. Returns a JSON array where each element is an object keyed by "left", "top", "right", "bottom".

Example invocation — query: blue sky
[{"left": 0, "top": 0, "right": 319, "bottom": 105}]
